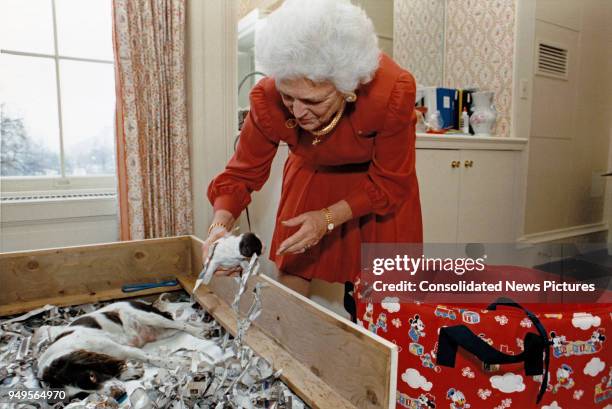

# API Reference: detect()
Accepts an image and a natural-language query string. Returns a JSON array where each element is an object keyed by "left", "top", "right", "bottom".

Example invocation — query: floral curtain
[{"left": 112, "top": 0, "right": 193, "bottom": 240}]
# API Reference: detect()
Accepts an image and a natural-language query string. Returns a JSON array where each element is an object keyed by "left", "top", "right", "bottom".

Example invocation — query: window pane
[
  {"left": 55, "top": 0, "right": 114, "bottom": 60},
  {"left": 59, "top": 60, "right": 116, "bottom": 176},
  {"left": 0, "top": 0, "right": 55, "bottom": 54},
  {"left": 0, "top": 54, "right": 61, "bottom": 176}
]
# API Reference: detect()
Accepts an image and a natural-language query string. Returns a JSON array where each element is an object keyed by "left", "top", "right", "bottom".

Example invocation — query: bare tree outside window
[
  {"left": 0, "top": 104, "right": 61, "bottom": 176},
  {"left": 0, "top": 0, "right": 115, "bottom": 180}
]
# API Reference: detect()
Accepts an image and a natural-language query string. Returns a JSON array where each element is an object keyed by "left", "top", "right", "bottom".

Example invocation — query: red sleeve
[
  {"left": 344, "top": 72, "right": 417, "bottom": 218},
  {"left": 207, "top": 82, "right": 279, "bottom": 219}
]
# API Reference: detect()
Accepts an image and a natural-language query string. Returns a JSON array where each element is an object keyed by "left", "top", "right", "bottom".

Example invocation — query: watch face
[{"left": 327, "top": 223, "right": 334, "bottom": 231}]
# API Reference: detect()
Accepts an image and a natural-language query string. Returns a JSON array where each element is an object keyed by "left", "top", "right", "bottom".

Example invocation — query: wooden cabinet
[
  {"left": 415, "top": 149, "right": 461, "bottom": 242},
  {"left": 416, "top": 148, "right": 518, "bottom": 243}
]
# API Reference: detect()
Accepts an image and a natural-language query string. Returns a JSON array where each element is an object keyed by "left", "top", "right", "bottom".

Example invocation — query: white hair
[{"left": 255, "top": 0, "right": 380, "bottom": 93}]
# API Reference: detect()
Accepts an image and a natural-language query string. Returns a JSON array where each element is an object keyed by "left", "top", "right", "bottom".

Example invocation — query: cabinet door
[
  {"left": 416, "top": 149, "right": 461, "bottom": 242},
  {"left": 457, "top": 150, "right": 517, "bottom": 243}
]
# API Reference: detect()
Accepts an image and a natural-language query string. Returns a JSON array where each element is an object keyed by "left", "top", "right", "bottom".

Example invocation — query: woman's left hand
[{"left": 277, "top": 211, "right": 327, "bottom": 255}]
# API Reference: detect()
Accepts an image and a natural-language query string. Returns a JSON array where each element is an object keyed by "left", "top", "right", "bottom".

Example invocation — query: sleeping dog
[{"left": 37, "top": 300, "right": 211, "bottom": 392}]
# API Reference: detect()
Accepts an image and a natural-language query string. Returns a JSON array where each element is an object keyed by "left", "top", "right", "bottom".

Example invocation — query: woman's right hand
[
  {"left": 202, "top": 224, "right": 241, "bottom": 277},
  {"left": 202, "top": 225, "right": 226, "bottom": 261}
]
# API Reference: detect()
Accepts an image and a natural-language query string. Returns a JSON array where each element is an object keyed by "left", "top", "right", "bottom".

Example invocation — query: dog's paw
[{"left": 120, "top": 361, "right": 145, "bottom": 380}]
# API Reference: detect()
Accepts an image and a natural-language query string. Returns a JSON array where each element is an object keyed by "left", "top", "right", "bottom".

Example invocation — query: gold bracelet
[
  {"left": 321, "top": 207, "right": 334, "bottom": 234},
  {"left": 207, "top": 222, "right": 229, "bottom": 237}
]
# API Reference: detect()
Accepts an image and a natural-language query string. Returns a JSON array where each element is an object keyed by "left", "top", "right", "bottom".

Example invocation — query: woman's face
[{"left": 277, "top": 78, "right": 344, "bottom": 131}]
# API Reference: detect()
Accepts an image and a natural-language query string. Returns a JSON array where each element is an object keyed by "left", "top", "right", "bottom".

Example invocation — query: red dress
[{"left": 208, "top": 54, "right": 422, "bottom": 283}]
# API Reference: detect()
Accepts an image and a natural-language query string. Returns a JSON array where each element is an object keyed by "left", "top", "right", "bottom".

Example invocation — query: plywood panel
[
  {"left": 0, "top": 236, "right": 191, "bottom": 310},
  {"left": 180, "top": 275, "right": 357, "bottom": 409},
  {"left": 1, "top": 236, "right": 397, "bottom": 409},
  {"left": 185, "top": 236, "right": 397, "bottom": 409},
  {"left": 0, "top": 284, "right": 181, "bottom": 317}
]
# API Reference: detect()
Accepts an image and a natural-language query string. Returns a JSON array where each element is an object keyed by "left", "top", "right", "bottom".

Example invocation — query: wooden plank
[
  {"left": 0, "top": 235, "right": 397, "bottom": 409},
  {"left": 180, "top": 275, "right": 357, "bottom": 409},
  {"left": 0, "top": 284, "right": 181, "bottom": 317},
  {"left": 185, "top": 236, "right": 397, "bottom": 409},
  {"left": 0, "top": 236, "right": 191, "bottom": 313}
]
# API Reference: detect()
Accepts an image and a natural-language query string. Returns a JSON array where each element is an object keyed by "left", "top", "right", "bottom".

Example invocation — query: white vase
[{"left": 469, "top": 91, "right": 497, "bottom": 136}]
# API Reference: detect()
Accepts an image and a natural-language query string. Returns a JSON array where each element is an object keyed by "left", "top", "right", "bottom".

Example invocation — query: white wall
[
  {"left": 0, "top": 195, "right": 118, "bottom": 252},
  {"left": 353, "top": 0, "right": 393, "bottom": 56},
  {"left": 1, "top": 175, "right": 119, "bottom": 251},
  {"left": 522, "top": 0, "right": 611, "bottom": 240},
  {"left": 186, "top": 0, "right": 238, "bottom": 239}
]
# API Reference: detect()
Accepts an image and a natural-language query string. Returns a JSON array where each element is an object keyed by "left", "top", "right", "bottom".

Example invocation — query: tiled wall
[{"left": 395, "top": 0, "right": 516, "bottom": 137}]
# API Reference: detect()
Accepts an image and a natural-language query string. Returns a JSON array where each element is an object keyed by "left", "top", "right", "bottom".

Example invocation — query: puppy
[
  {"left": 37, "top": 300, "right": 210, "bottom": 392},
  {"left": 194, "top": 232, "right": 263, "bottom": 292}
]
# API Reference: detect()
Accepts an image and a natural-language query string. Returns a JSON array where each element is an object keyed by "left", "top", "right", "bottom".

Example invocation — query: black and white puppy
[
  {"left": 194, "top": 232, "right": 263, "bottom": 292},
  {"left": 37, "top": 300, "right": 209, "bottom": 392}
]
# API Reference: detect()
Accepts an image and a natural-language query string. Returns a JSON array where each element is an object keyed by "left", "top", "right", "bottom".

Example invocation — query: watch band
[
  {"left": 322, "top": 207, "right": 334, "bottom": 233},
  {"left": 207, "top": 222, "right": 229, "bottom": 237}
]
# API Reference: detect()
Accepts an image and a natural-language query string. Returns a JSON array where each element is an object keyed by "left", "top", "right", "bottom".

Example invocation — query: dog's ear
[
  {"left": 70, "top": 350, "right": 125, "bottom": 389},
  {"left": 239, "top": 233, "right": 263, "bottom": 258}
]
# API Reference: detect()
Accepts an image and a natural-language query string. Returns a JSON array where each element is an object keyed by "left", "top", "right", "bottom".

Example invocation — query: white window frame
[{"left": 0, "top": 0, "right": 116, "bottom": 195}]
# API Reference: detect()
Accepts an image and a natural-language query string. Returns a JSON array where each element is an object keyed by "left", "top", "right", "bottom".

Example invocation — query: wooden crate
[{"left": 0, "top": 236, "right": 397, "bottom": 409}]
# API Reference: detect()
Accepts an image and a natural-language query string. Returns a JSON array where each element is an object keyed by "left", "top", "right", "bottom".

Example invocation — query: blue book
[{"left": 436, "top": 88, "right": 457, "bottom": 129}]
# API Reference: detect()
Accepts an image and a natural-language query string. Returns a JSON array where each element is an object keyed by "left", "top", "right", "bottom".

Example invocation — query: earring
[
  {"left": 345, "top": 92, "right": 357, "bottom": 102},
  {"left": 285, "top": 118, "right": 298, "bottom": 129}
]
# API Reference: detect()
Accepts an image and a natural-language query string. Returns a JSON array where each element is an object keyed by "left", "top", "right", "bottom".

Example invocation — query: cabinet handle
[
  {"left": 451, "top": 160, "right": 460, "bottom": 168},
  {"left": 464, "top": 160, "right": 474, "bottom": 168}
]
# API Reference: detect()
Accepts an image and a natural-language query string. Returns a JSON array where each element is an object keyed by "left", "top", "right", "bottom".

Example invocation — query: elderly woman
[{"left": 205, "top": 0, "right": 422, "bottom": 298}]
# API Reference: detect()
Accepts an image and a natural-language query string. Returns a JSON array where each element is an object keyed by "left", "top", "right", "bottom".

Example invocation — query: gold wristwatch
[{"left": 322, "top": 207, "right": 334, "bottom": 234}]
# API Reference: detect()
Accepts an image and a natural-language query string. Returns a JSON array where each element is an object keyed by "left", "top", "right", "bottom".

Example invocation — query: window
[{"left": 0, "top": 0, "right": 115, "bottom": 189}]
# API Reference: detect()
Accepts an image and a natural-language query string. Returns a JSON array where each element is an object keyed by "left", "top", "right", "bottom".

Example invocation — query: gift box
[{"left": 355, "top": 266, "right": 612, "bottom": 409}]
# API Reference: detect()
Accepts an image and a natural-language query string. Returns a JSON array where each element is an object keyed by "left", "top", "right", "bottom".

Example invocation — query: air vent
[
  {"left": 1, "top": 192, "right": 116, "bottom": 203},
  {"left": 536, "top": 41, "right": 569, "bottom": 80}
]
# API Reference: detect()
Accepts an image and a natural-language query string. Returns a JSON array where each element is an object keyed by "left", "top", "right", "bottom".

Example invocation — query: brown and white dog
[{"left": 37, "top": 300, "right": 211, "bottom": 393}]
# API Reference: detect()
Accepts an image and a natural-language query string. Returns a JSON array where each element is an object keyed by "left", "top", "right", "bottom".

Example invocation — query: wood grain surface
[
  {"left": 0, "top": 236, "right": 190, "bottom": 314},
  {"left": 186, "top": 235, "right": 397, "bottom": 409},
  {"left": 0, "top": 235, "right": 397, "bottom": 409}
]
